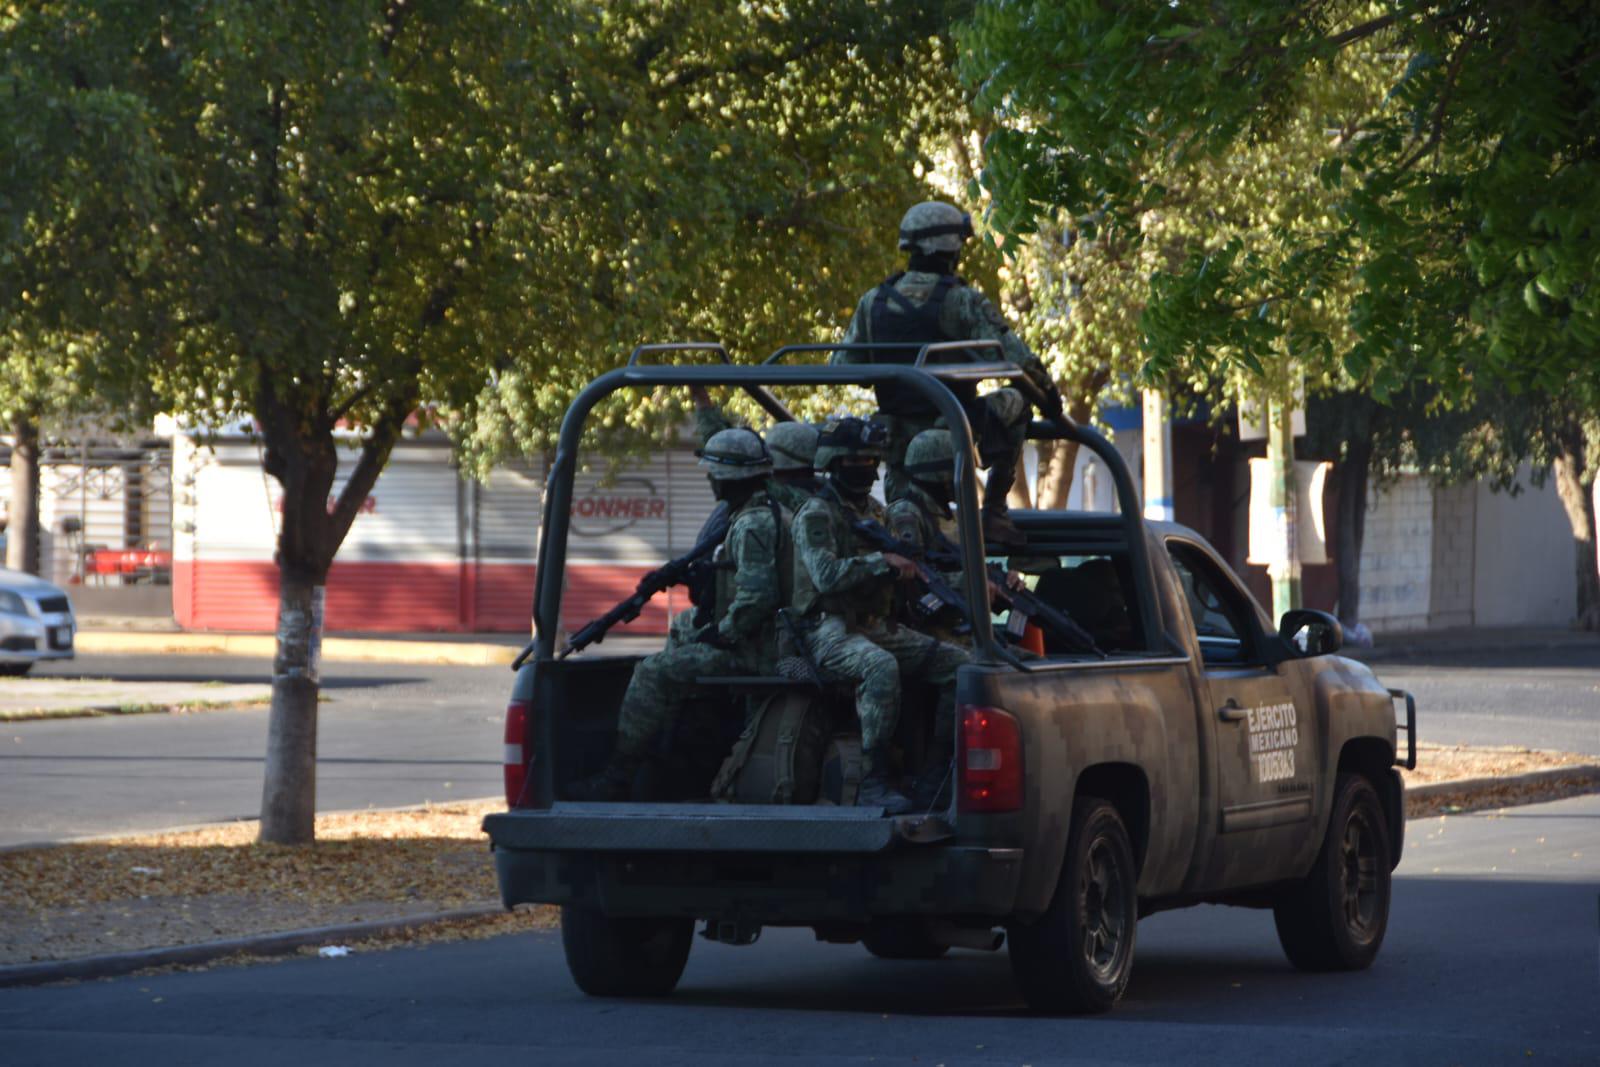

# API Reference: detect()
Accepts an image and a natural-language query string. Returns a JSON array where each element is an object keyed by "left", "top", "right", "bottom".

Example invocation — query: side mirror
[{"left": 1278, "top": 609, "right": 1343, "bottom": 657}]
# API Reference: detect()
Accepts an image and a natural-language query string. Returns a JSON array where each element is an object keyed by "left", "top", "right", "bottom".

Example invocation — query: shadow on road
[{"left": 657, "top": 876, "right": 1595, "bottom": 1028}]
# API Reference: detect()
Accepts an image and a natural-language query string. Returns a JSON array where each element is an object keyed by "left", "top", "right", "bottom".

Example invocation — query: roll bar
[
  {"left": 531, "top": 356, "right": 1162, "bottom": 664},
  {"left": 627, "top": 342, "right": 794, "bottom": 424}
]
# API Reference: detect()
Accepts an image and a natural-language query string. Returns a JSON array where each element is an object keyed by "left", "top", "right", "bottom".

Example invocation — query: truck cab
[{"left": 484, "top": 347, "right": 1416, "bottom": 1013}]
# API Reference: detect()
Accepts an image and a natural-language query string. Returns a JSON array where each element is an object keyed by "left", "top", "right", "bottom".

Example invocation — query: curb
[
  {"left": 76, "top": 631, "right": 521, "bottom": 667},
  {"left": 0, "top": 905, "right": 508, "bottom": 989},
  {"left": 1404, "top": 764, "right": 1600, "bottom": 814},
  {"left": 1350, "top": 635, "right": 1600, "bottom": 664}
]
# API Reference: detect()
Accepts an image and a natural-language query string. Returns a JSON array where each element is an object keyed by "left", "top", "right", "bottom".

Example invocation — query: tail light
[
  {"left": 503, "top": 698, "right": 531, "bottom": 807},
  {"left": 958, "top": 705, "right": 1023, "bottom": 813}
]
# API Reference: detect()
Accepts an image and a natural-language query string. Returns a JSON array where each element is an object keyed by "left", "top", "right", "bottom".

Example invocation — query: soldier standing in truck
[{"left": 833, "top": 200, "right": 1065, "bottom": 547}]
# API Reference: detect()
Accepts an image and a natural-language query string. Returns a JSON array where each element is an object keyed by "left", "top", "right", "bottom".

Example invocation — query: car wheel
[
  {"left": 1008, "top": 797, "right": 1137, "bottom": 1014},
  {"left": 1273, "top": 773, "right": 1391, "bottom": 972},
  {"left": 861, "top": 918, "right": 950, "bottom": 960},
  {"left": 559, "top": 905, "right": 693, "bottom": 997},
  {"left": 0, "top": 663, "right": 32, "bottom": 677}
]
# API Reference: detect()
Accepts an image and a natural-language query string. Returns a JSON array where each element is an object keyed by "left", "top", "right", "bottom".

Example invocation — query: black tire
[
  {"left": 1273, "top": 773, "right": 1391, "bottom": 972},
  {"left": 559, "top": 906, "right": 693, "bottom": 997},
  {"left": 0, "top": 662, "right": 34, "bottom": 677},
  {"left": 1008, "top": 798, "right": 1138, "bottom": 1014},
  {"left": 861, "top": 918, "right": 950, "bottom": 960}
]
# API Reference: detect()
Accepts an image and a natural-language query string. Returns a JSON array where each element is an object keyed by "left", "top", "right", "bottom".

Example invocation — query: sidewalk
[
  {"left": 1349, "top": 625, "right": 1599, "bottom": 663},
  {"left": 77, "top": 616, "right": 530, "bottom": 667}
]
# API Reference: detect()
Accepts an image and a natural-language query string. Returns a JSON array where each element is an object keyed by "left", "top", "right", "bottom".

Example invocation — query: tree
[
  {"left": 7, "top": 0, "right": 983, "bottom": 842},
  {"left": 962, "top": 0, "right": 1600, "bottom": 627}
]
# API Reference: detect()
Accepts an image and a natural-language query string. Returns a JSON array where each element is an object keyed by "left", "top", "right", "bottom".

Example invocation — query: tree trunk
[
  {"left": 6, "top": 414, "right": 41, "bottom": 575},
  {"left": 1551, "top": 443, "right": 1599, "bottom": 631},
  {"left": 253, "top": 374, "right": 414, "bottom": 844},
  {"left": 1033, "top": 374, "right": 1105, "bottom": 510},
  {"left": 1035, "top": 438, "right": 1081, "bottom": 509},
  {"left": 259, "top": 563, "right": 324, "bottom": 844},
  {"left": 1332, "top": 433, "right": 1372, "bottom": 629}
]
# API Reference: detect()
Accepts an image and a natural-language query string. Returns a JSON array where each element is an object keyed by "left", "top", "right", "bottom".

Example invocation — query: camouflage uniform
[
  {"left": 791, "top": 483, "right": 968, "bottom": 753},
  {"left": 611, "top": 488, "right": 792, "bottom": 760}
]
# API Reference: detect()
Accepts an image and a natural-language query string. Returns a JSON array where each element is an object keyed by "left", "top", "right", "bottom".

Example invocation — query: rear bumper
[{"left": 486, "top": 804, "right": 1024, "bottom": 922}]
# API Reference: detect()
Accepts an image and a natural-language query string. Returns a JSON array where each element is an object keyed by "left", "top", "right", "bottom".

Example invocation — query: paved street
[
  {"left": 1372, "top": 645, "right": 1600, "bottom": 756},
  {"left": 3, "top": 792, "right": 1596, "bottom": 1065},
  {"left": 1, "top": 653, "right": 509, "bottom": 846},
  {"left": 0, "top": 645, "right": 1594, "bottom": 846}
]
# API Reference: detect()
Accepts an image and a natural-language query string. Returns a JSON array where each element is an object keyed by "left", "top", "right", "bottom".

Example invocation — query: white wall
[{"left": 1471, "top": 465, "right": 1577, "bottom": 627}]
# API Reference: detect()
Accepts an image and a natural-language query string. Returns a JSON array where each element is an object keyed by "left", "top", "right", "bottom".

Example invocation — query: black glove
[
  {"left": 695, "top": 625, "right": 735, "bottom": 650},
  {"left": 1026, "top": 366, "right": 1065, "bottom": 420}
]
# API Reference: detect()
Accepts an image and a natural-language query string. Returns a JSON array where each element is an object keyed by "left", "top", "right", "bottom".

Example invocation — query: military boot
[
  {"left": 564, "top": 754, "right": 639, "bottom": 802},
  {"left": 857, "top": 746, "right": 914, "bottom": 816}
]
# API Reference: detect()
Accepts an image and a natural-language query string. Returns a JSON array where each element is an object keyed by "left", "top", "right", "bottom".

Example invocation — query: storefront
[{"left": 170, "top": 429, "right": 716, "bottom": 634}]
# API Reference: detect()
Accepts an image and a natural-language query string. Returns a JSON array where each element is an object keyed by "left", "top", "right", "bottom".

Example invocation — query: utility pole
[
  {"left": 1267, "top": 392, "right": 1301, "bottom": 617},
  {"left": 1141, "top": 388, "right": 1174, "bottom": 523}
]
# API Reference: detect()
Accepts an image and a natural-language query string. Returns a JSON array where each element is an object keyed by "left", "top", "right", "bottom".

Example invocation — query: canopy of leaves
[
  {"left": 961, "top": 0, "right": 1600, "bottom": 410},
  {"left": 3, "top": 1, "right": 974, "bottom": 475}
]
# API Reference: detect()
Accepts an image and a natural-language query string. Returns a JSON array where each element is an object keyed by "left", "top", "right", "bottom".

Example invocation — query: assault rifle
[
  {"left": 560, "top": 501, "right": 731, "bottom": 658},
  {"left": 920, "top": 532, "right": 1104, "bottom": 658},
  {"left": 848, "top": 517, "right": 974, "bottom": 630}
]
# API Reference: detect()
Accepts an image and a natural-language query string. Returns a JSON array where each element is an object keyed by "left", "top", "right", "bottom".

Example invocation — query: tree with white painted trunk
[{"left": 8, "top": 0, "right": 988, "bottom": 842}]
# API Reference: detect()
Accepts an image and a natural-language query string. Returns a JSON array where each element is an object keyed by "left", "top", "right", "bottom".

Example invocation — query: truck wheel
[
  {"left": 861, "top": 918, "right": 950, "bottom": 960},
  {"left": 1273, "top": 773, "right": 1391, "bottom": 972},
  {"left": 1008, "top": 798, "right": 1137, "bottom": 1014},
  {"left": 0, "top": 663, "right": 33, "bottom": 677},
  {"left": 559, "top": 906, "right": 693, "bottom": 997}
]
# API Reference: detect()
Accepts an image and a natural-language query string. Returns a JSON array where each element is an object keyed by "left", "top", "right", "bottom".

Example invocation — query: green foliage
[
  {"left": 963, "top": 0, "right": 1600, "bottom": 414},
  {"left": 4, "top": 1, "right": 975, "bottom": 476}
]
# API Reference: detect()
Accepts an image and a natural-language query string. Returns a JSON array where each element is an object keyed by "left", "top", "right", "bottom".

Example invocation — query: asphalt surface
[
  {"left": 0, "top": 645, "right": 1593, "bottom": 846},
  {"left": 3, "top": 792, "right": 1597, "bottom": 1065},
  {"left": 1369, "top": 645, "right": 1600, "bottom": 756},
  {"left": 2, "top": 654, "right": 508, "bottom": 846}
]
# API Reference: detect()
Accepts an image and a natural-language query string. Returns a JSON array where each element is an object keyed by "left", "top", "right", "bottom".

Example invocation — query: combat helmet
[
  {"left": 697, "top": 427, "right": 772, "bottom": 480},
  {"left": 764, "top": 421, "right": 820, "bottom": 473},
  {"left": 812, "top": 416, "right": 888, "bottom": 471},
  {"left": 904, "top": 428, "right": 956, "bottom": 497},
  {"left": 897, "top": 201, "right": 974, "bottom": 255}
]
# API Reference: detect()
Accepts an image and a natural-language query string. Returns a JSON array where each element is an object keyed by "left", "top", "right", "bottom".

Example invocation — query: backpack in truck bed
[{"left": 712, "top": 690, "right": 831, "bottom": 804}]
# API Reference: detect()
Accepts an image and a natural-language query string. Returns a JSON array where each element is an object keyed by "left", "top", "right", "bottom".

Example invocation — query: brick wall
[
  {"left": 1359, "top": 474, "right": 1433, "bottom": 632},
  {"left": 1429, "top": 483, "right": 1476, "bottom": 629}
]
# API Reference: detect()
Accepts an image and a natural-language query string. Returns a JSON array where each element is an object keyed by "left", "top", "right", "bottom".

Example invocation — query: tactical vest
[
  {"left": 790, "top": 487, "right": 895, "bottom": 621},
  {"left": 866, "top": 273, "right": 980, "bottom": 416}
]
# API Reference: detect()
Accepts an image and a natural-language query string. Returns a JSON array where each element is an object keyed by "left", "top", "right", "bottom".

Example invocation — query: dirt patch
[
  {"left": 5, "top": 747, "right": 1596, "bottom": 971},
  {"left": 0, "top": 800, "right": 554, "bottom": 966},
  {"left": 1400, "top": 743, "right": 1595, "bottom": 787}
]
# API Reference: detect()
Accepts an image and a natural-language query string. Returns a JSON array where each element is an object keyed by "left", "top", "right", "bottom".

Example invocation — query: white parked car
[{"left": 0, "top": 569, "right": 76, "bottom": 676}]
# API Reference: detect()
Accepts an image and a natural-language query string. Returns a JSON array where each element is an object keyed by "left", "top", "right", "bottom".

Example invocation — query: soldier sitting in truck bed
[
  {"left": 567, "top": 428, "right": 794, "bottom": 801},
  {"left": 788, "top": 416, "right": 971, "bottom": 814}
]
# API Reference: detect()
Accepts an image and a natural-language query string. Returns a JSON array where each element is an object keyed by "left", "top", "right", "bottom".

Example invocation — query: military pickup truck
[{"left": 485, "top": 346, "right": 1417, "bottom": 1014}]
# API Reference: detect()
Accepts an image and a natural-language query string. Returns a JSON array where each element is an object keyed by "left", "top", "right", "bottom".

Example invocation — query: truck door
[{"left": 1166, "top": 540, "right": 1313, "bottom": 887}]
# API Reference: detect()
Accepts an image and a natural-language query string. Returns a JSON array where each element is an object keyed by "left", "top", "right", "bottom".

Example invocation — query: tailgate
[{"left": 484, "top": 802, "right": 934, "bottom": 854}]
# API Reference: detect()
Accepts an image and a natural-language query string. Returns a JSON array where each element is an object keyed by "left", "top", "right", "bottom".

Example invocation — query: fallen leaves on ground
[
  {"left": 1400, "top": 743, "right": 1594, "bottom": 787},
  {"left": 0, "top": 800, "right": 555, "bottom": 966}
]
